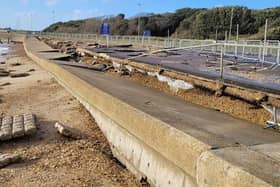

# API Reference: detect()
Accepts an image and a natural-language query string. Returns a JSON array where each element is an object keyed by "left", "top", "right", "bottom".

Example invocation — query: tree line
[{"left": 44, "top": 6, "right": 280, "bottom": 40}]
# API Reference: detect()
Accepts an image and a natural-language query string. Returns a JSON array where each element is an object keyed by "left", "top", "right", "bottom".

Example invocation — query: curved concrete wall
[
  {"left": 24, "top": 38, "right": 199, "bottom": 186},
  {"left": 24, "top": 37, "right": 279, "bottom": 187}
]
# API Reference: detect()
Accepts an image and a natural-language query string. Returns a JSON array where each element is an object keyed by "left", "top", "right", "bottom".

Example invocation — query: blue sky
[{"left": 0, "top": 0, "right": 279, "bottom": 30}]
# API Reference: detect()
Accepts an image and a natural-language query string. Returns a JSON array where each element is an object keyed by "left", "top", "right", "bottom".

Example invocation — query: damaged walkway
[{"left": 25, "top": 37, "right": 280, "bottom": 187}]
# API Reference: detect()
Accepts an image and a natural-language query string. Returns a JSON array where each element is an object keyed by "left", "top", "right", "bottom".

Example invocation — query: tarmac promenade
[{"left": 24, "top": 37, "right": 280, "bottom": 187}]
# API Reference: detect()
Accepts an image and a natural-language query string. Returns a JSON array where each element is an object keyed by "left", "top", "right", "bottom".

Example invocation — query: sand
[{"left": 0, "top": 44, "right": 140, "bottom": 187}]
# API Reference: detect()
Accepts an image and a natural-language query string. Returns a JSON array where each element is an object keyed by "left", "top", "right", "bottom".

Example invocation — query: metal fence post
[
  {"left": 262, "top": 42, "right": 266, "bottom": 64},
  {"left": 235, "top": 41, "right": 238, "bottom": 56},
  {"left": 242, "top": 41, "right": 246, "bottom": 57},
  {"left": 257, "top": 41, "right": 262, "bottom": 62},
  {"left": 277, "top": 42, "right": 280, "bottom": 65},
  {"left": 220, "top": 45, "right": 224, "bottom": 80}
]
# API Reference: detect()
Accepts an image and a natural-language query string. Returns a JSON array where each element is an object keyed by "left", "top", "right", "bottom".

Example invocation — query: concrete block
[
  {"left": 54, "top": 122, "right": 81, "bottom": 139},
  {"left": 12, "top": 115, "right": 25, "bottom": 138},
  {"left": 23, "top": 113, "right": 37, "bottom": 135},
  {"left": 0, "top": 116, "right": 13, "bottom": 141}
]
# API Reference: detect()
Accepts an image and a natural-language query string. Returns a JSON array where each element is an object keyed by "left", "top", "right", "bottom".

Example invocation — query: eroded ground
[
  {"left": 0, "top": 44, "right": 140, "bottom": 187},
  {"left": 41, "top": 38, "right": 274, "bottom": 126}
]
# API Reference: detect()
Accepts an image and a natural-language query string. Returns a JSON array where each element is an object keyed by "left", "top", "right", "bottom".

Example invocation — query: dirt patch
[{"left": 0, "top": 44, "right": 140, "bottom": 187}]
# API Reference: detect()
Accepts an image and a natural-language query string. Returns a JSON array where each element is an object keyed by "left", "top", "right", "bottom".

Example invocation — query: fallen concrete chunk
[
  {"left": 118, "top": 69, "right": 130, "bottom": 76},
  {"left": 0, "top": 82, "right": 11, "bottom": 86},
  {"left": 10, "top": 62, "right": 21, "bottom": 66},
  {"left": 91, "top": 64, "right": 107, "bottom": 71},
  {"left": 12, "top": 115, "right": 25, "bottom": 138},
  {"left": 27, "top": 68, "right": 35, "bottom": 72},
  {"left": 23, "top": 113, "right": 37, "bottom": 136},
  {"left": 54, "top": 122, "right": 81, "bottom": 139},
  {"left": 0, "top": 116, "right": 13, "bottom": 141},
  {"left": 0, "top": 70, "right": 9, "bottom": 77},
  {"left": 10, "top": 73, "right": 30, "bottom": 78},
  {"left": 0, "top": 153, "right": 20, "bottom": 168}
]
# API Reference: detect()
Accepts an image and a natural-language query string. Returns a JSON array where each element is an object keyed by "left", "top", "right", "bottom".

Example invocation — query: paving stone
[
  {"left": 0, "top": 116, "right": 13, "bottom": 141},
  {"left": 12, "top": 115, "right": 24, "bottom": 138},
  {"left": 0, "top": 114, "right": 37, "bottom": 141},
  {"left": 2, "top": 116, "right": 13, "bottom": 124},
  {"left": 23, "top": 113, "right": 37, "bottom": 135}
]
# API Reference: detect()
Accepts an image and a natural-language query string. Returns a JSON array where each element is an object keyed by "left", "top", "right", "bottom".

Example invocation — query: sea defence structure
[{"left": 23, "top": 36, "right": 280, "bottom": 187}]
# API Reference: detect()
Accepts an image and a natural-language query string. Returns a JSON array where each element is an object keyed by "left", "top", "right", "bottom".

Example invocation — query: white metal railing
[{"left": 25, "top": 31, "right": 280, "bottom": 65}]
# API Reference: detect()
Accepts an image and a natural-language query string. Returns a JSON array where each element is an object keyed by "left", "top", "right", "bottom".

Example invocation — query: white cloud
[{"left": 45, "top": 0, "right": 60, "bottom": 7}]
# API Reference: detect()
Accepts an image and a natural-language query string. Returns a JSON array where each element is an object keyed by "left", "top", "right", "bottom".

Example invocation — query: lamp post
[
  {"left": 137, "top": 3, "right": 141, "bottom": 41},
  {"left": 229, "top": 7, "right": 234, "bottom": 40}
]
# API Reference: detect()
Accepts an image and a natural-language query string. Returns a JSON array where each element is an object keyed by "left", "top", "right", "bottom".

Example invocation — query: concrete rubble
[
  {"left": 0, "top": 69, "right": 9, "bottom": 76},
  {"left": 0, "top": 153, "right": 21, "bottom": 168},
  {"left": 0, "top": 114, "right": 37, "bottom": 141},
  {"left": 10, "top": 72, "right": 30, "bottom": 78},
  {"left": 54, "top": 122, "right": 81, "bottom": 139},
  {"left": 42, "top": 38, "right": 78, "bottom": 55}
]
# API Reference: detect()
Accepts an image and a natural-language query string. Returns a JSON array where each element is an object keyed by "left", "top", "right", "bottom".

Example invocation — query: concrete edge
[{"left": 197, "top": 146, "right": 279, "bottom": 187}]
